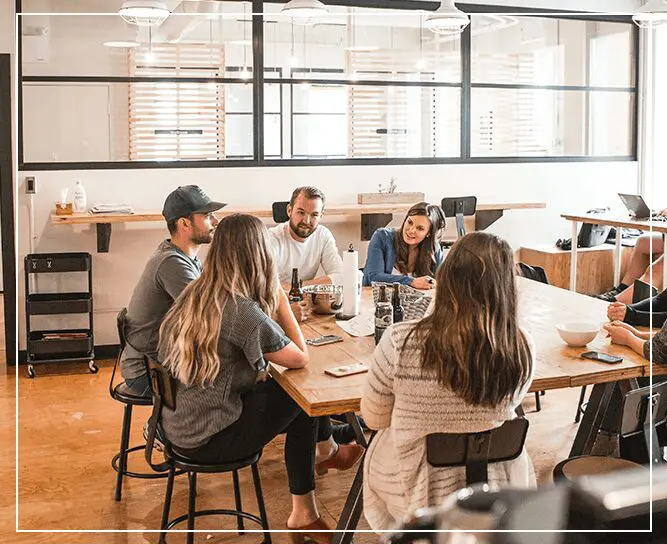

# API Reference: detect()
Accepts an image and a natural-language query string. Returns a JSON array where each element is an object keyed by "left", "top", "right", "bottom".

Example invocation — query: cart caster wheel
[
  {"left": 88, "top": 361, "right": 99, "bottom": 374},
  {"left": 27, "top": 365, "right": 35, "bottom": 379}
]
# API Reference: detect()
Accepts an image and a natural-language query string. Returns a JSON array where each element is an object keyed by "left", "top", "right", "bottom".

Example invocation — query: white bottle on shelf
[{"left": 72, "top": 179, "right": 87, "bottom": 213}]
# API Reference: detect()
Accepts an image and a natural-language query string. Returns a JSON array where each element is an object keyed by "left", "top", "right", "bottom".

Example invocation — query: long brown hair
[
  {"left": 394, "top": 202, "right": 446, "bottom": 277},
  {"left": 402, "top": 232, "right": 532, "bottom": 407},
  {"left": 159, "top": 214, "right": 280, "bottom": 386}
]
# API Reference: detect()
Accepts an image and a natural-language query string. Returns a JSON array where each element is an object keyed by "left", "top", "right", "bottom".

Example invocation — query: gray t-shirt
[
  {"left": 158, "top": 297, "right": 290, "bottom": 450},
  {"left": 121, "top": 240, "right": 203, "bottom": 380}
]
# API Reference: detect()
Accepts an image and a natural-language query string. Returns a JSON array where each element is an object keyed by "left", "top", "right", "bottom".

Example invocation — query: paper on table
[{"left": 337, "top": 312, "right": 374, "bottom": 337}]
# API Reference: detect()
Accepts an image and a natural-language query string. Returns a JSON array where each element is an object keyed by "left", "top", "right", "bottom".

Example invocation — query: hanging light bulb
[
  {"left": 425, "top": 0, "right": 470, "bottom": 35},
  {"left": 416, "top": 14, "right": 426, "bottom": 71},
  {"left": 632, "top": 0, "right": 667, "bottom": 27},
  {"left": 145, "top": 25, "right": 156, "bottom": 62}
]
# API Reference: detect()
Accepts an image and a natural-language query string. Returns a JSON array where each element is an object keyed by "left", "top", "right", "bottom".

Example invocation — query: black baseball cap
[{"left": 162, "top": 185, "right": 226, "bottom": 223}]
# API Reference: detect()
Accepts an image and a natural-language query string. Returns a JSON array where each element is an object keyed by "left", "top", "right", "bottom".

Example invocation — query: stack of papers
[
  {"left": 89, "top": 204, "right": 135, "bottom": 214},
  {"left": 336, "top": 312, "right": 374, "bottom": 337}
]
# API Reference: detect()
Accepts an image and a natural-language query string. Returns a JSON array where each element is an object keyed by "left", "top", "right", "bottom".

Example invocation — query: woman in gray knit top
[{"left": 361, "top": 232, "right": 536, "bottom": 530}]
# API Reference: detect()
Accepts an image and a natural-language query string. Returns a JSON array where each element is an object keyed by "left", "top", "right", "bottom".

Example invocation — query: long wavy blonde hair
[
  {"left": 159, "top": 214, "right": 280, "bottom": 386},
  {"left": 402, "top": 231, "right": 531, "bottom": 407}
]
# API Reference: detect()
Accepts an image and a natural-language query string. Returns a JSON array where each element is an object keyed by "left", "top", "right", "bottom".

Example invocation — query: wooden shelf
[{"left": 51, "top": 201, "right": 546, "bottom": 253}]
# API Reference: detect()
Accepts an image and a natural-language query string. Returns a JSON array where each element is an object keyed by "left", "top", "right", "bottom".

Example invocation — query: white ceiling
[{"left": 23, "top": 0, "right": 645, "bottom": 15}]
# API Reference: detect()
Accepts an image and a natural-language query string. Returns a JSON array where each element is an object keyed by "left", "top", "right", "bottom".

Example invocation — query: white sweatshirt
[{"left": 268, "top": 222, "right": 344, "bottom": 285}]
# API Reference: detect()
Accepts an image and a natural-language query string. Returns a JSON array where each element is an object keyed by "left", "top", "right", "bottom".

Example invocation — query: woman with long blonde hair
[
  {"left": 361, "top": 231, "right": 536, "bottom": 530},
  {"left": 158, "top": 214, "right": 359, "bottom": 543}
]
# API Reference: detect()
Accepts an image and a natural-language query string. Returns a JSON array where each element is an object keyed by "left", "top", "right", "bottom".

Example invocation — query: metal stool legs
[
  {"left": 161, "top": 463, "right": 271, "bottom": 544},
  {"left": 187, "top": 472, "right": 197, "bottom": 544},
  {"left": 575, "top": 386, "right": 588, "bottom": 423},
  {"left": 159, "top": 466, "right": 176, "bottom": 544},
  {"left": 232, "top": 470, "right": 245, "bottom": 534},
  {"left": 251, "top": 462, "right": 272, "bottom": 544},
  {"left": 114, "top": 403, "right": 133, "bottom": 501}
]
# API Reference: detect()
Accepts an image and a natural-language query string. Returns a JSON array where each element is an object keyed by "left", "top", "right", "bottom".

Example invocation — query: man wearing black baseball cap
[{"left": 121, "top": 185, "right": 226, "bottom": 398}]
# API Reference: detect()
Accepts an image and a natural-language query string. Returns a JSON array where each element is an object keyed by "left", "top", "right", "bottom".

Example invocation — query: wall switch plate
[{"left": 25, "top": 176, "right": 36, "bottom": 194}]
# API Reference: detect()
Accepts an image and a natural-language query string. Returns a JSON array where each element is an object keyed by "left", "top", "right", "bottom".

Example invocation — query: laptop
[{"left": 618, "top": 193, "right": 654, "bottom": 219}]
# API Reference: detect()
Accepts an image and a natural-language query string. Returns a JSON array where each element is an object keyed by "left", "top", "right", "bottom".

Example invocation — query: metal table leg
[
  {"left": 569, "top": 382, "right": 616, "bottom": 457},
  {"left": 569, "top": 379, "right": 639, "bottom": 457},
  {"left": 332, "top": 413, "right": 376, "bottom": 544}
]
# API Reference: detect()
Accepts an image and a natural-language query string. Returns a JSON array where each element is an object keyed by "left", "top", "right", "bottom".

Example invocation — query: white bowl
[{"left": 556, "top": 322, "right": 600, "bottom": 347}]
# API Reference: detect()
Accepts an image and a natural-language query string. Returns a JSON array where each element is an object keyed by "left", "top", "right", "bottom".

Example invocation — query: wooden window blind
[
  {"left": 472, "top": 54, "right": 555, "bottom": 156},
  {"left": 129, "top": 43, "right": 226, "bottom": 160},
  {"left": 346, "top": 50, "right": 458, "bottom": 158}
]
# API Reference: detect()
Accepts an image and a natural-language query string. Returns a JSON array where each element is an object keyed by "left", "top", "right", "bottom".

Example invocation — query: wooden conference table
[
  {"left": 561, "top": 212, "right": 667, "bottom": 292},
  {"left": 270, "top": 278, "right": 665, "bottom": 543}
]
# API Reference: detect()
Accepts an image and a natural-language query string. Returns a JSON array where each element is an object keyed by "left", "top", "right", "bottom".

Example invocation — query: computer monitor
[{"left": 618, "top": 193, "right": 652, "bottom": 219}]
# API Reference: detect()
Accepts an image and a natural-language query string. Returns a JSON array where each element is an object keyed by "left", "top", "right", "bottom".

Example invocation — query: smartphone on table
[
  {"left": 325, "top": 362, "right": 369, "bottom": 378},
  {"left": 581, "top": 351, "right": 623, "bottom": 364},
  {"left": 306, "top": 334, "right": 343, "bottom": 347}
]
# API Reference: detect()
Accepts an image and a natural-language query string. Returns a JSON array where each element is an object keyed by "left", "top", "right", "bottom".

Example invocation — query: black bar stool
[
  {"left": 110, "top": 308, "right": 172, "bottom": 501},
  {"left": 145, "top": 355, "right": 272, "bottom": 544}
]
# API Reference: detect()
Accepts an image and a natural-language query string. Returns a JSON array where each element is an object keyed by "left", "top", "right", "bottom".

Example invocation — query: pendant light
[
  {"left": 633, "top": 0, "right": 667, "bottom": 27},
  {"left": 281, "top": 0, "right": 328, "bottom": 24},
  {"left": 424, "top": 0, "right": 469, "bottom": 35},
  {"left": 118, "top": 0, "right": 170, "bottom": 27}
]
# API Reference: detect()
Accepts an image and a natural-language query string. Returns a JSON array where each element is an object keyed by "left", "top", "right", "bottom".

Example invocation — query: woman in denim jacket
[{"left": 363, "top": 202, "right": 446, "bottom": 290}]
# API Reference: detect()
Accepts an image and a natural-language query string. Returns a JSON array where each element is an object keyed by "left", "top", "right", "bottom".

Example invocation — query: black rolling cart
[{"left": 24, "top": 252, "right": 98, "bottom": 378}]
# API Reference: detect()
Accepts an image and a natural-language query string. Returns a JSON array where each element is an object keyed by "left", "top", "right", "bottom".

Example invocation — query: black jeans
[
  {"left": 125, "top": 373, "right": 151, "bottom": 398},
  {"left": 625, "top": 289, "right": 667, "bottom": 328},
  {"left": 180, "top": 378, "right": 325, "bottom": 496}
]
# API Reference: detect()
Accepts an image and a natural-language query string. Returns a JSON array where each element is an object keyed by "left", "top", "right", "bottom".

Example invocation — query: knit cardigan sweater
[{"left": 360, "top": 321, "right": 537, "bottom": 531}]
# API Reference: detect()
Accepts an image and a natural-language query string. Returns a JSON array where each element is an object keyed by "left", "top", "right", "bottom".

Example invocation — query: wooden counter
[{"left": 51, "top": 201, "right": 546, "bottom": 252}]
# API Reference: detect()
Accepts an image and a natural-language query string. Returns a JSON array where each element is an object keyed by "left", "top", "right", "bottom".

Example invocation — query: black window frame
[{"left": 16, "top": 0, "right": 639, "bottom": 171}]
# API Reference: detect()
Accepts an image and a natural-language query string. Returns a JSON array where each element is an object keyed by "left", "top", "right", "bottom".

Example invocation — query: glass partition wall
[{"left": 18, "top": 0, "right": 637, "bottom": 168}]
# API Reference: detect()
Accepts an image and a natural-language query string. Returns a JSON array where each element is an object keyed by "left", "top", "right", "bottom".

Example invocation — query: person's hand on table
[
  {"left": 607, "top": 302, "right": 627, "bottom": 322},
  {"left": 659, "top": 208, "right": 667, "bottom": 218},
  {"left": 410, "top": 276, "right": 435, "bottom": 290},
  {"left": 289, "top": 299, "right": 310, "bottom": 323},
  {"left": 603, "top": 321, "right": 636, "bottom": 346}
]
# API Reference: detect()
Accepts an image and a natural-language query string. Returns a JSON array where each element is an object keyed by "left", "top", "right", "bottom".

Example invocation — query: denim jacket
[{"left": 362, "top": 228, "right": 444, "bottom": 286}]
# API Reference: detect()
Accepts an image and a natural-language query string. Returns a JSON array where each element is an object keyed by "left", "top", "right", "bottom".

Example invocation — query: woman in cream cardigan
[{"left": 361, "top": 231, "right": 536, "bottom": 530}]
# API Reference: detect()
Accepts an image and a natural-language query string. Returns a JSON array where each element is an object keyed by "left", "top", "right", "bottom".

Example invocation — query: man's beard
[
  {"left": 192, "top": 230, "right": 214, "bottom": 244},
  {"left": 289, "top": 220, "right": 315, "bottom": 239}
]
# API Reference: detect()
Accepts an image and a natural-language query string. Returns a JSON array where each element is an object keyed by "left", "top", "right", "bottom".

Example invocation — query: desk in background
[{"left": 560, "top": 213, "right": 667, "bottom": 292}]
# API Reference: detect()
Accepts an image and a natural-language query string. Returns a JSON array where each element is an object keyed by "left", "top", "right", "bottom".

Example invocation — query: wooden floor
[{"left": 0, "top": 357, "right": 584, "bottom": 543}]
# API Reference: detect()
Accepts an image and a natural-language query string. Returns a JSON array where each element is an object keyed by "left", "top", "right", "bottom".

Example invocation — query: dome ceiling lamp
[
  {"left": 281, "top": 0, "right": 329, "bottom": 26},
  {"left": 118, "top": 0, "right": 171, "bottom": 27},
  {"left": 424, "top": 0, "right": 470, "bottom": 35},
  {"left": 632, "top": 0, "right": 667, "bottom": 27}
]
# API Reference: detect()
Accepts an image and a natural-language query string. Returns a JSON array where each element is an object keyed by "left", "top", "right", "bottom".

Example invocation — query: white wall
[
  {"left": 0, "top": 1, "right": 16, "bottom": 292},
  {"left": 17, "top": 161, "right": 637, "bottom": 347}
]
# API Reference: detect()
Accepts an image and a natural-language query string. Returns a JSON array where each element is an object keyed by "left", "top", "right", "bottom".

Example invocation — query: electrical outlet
[{"left": 25, "top": 176, "right": 36, "bottom": 194}]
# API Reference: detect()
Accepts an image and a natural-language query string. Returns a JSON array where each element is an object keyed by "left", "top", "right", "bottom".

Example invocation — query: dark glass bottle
[
  {"left": 392, "top": 283, "right": 404, "bottom": 323},
  {"left": 289, "top": 268, "right": 303, "bottom": 302},
  {"left": 374, "top": 285, "right": 393, "bottom": 345}
]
